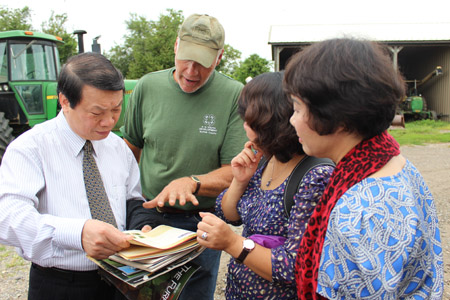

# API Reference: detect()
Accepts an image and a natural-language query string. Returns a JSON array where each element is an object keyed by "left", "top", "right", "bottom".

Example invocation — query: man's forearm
[{"left": 196, "top": 164, "right": 233, "bottom": 197}]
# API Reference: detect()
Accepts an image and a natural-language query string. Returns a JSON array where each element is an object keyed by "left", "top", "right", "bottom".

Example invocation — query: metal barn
[{"left": 269, "top": 23, "right": 450, "bottom": 121}]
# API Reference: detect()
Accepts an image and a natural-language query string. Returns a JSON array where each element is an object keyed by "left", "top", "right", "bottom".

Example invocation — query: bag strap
[
  {"left": 283, "top": 156, "right": 334, "bottom": 218},
  {"left": 257, "top": 155, "right": 334, "bottom": 218},
  {"left": 257, "top": 156, "right": 268, "bottom": 169}
]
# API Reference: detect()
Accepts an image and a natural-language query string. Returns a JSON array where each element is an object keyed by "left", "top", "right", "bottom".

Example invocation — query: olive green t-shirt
[{"left": 121, "top": 68, "right": 247, "bottom": 210}]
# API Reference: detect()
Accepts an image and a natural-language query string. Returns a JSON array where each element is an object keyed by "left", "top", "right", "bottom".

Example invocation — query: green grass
[
  {"left": 6, "top": 255, "right": 27, "bottom": 268},
  {"left": 389, "top": 120, "right": 450, "bottom": 146},
  {"left": 0, "top": 246, "right": 8, "bottom": 259},
  {"left": 0, "top": 244, "right": 28, "bottom": 268}
]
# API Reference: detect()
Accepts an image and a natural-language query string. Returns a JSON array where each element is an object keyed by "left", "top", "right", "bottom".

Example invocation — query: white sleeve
[{"left": 0, "top": 144, "right": 85, "bottom": 262}]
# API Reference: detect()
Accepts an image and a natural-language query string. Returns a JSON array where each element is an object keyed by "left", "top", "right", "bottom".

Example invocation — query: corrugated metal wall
[{"left": 420, "top": 48, "right": 450, "bottom": 121}]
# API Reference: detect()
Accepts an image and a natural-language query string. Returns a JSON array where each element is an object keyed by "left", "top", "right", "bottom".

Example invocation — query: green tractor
[
  {"left": 401, "top": 95, "right": 437, "bottom": 121},
  {"left": 0, "top": 30, "right": 136, "bottom": 162},
  {"left": 399, "top": 66, "right": 442, "bottom": 122}
]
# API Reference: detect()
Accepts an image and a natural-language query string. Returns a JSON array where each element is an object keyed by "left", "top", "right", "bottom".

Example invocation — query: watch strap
[
  {"left": 190, "top": 175, "right": 201, "bottom": 195},
  {"left": 235, "top": 239, "right": 255, "bottom": 264}
]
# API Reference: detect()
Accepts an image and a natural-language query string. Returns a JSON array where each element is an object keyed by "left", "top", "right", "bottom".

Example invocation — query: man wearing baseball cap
[{"left": 122, "top": 14, "right": 247, "bottom": 299}]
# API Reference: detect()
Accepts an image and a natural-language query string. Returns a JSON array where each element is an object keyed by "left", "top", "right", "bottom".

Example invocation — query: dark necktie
[{"left": 83, "top": 140, "right": 117, "bottom": 227}]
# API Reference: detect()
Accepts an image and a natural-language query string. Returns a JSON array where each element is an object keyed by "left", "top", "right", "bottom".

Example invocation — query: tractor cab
[
  {"left": 0, "top": 30, "right": 137, "bottom": 163},
  {"left": 0, "top": 30, "right": 62, "bottom": 132}
]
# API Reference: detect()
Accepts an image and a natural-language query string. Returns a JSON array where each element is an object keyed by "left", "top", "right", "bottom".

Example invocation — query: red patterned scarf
[{"left": 295, "top": 131, "right": 400, "bottom": 299}]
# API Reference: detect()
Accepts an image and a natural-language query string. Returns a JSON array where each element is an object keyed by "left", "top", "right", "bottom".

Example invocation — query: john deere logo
[{"left": 199, "top": 114, "right": 217, "bottom": 135}]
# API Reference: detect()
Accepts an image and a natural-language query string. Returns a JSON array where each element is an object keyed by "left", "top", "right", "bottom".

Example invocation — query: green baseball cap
[{"left": 177, "top": 14, "right": 225, "bottom": 68}]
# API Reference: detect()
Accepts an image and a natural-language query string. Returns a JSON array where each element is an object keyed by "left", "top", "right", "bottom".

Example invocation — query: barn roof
[{"left": 269, "top": 23, "right": 450, "bottom": 45}]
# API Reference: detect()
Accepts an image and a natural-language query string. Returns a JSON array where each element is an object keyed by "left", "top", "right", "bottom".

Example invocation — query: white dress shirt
[{"left": 0, "top": 112, "right": 144, "bottom": 271}]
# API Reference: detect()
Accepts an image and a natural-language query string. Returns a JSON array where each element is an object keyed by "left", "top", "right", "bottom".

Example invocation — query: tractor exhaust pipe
[
  {"left": 92, "top": 36, "right": 101, "bottom": 54},
  {"left": 73, "top": 30, "right": 87, "bottom": 54}
]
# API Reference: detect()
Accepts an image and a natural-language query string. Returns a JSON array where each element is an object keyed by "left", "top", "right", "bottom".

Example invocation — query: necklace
[
  {"left": 265, "top": 158, "right": 290, "bottom": 187},
  {"left": 265, "top": 160, "right": 276, "bottom": 186}
]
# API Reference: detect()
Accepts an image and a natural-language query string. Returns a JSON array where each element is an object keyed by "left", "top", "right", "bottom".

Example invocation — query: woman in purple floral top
[{"left": 196, "top": 72, "right": 334, "bottom": 299}]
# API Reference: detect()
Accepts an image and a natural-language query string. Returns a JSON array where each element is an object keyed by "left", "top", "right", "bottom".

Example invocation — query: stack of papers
[{"left": 88, "top": 225, "right": 205, "bottom": 288}]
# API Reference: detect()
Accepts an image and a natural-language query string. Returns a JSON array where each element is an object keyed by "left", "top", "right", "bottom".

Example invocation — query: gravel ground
[{"left": 1, "top": 143, "right": 449, "bottom": 300}]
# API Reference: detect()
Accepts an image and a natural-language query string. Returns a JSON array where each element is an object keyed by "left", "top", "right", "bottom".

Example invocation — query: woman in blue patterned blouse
[
  {"left": 284, "top": 38, "right": 443, "bottom": 300},
  {"left": 196, "top": 72, "right": 334, "bottom": 299}
]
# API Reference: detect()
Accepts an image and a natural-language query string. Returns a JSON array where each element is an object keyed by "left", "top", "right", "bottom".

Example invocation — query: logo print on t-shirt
[{"left": 199, "top": 114, "right": 217, "bottom": 135}]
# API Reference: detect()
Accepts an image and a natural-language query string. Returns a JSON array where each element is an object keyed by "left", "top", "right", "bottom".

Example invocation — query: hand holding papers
[{"left": 88, "top": 225, "right": 204, "bottom": 292}]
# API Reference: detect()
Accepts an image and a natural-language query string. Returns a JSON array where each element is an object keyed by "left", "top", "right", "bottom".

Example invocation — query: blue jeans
[{"left": 141, "top": 208, "right": 221, "bottom": 300}]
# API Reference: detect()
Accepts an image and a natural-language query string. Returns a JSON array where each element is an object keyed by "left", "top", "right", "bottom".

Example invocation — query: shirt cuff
[{"left": 52, "top": 218, "right": 87, "bottom": 251}]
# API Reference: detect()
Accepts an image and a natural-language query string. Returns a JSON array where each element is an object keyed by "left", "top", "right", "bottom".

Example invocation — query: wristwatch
[
  {"left": 235, "top": 239, "right": 255, "bottom": 264},
  {"left": 190, "top": 175, "right": 201, "bottom": 195}
]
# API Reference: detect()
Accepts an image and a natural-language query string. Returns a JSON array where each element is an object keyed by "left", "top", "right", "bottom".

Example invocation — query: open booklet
[
  {"left": 87, "top": 225, "right": 205, "bottom": 298},
  {"left": 117, "top": 225, "right": 200, "bottom": 261},
  {"left": 125, "top": 225, "right": 197, "bottom": 249}
]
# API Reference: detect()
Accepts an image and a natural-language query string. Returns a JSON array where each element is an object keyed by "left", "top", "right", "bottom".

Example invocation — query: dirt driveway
[{"left": 0, "top": 143, "right": 449, "bottom": 300}]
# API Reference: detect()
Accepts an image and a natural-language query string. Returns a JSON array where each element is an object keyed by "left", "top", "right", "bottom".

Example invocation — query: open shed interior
[{"left": 272, "top": 42, "right": 450, "bottom": 121}]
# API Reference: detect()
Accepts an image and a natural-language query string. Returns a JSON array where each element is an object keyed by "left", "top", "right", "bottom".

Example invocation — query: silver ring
[{"left": 201, "top": 232, "right": 208, "bottom": 240}]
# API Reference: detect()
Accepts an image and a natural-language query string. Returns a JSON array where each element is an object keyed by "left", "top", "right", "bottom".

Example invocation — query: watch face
[
  {"left": 191, "top": 176, "right": 200, "bottom": 183},
  {"left": 243, "top": 239, "right": 255, "bottom": 250}
]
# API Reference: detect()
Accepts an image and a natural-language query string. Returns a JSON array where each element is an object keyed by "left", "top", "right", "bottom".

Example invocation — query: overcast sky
[{"left": 3, "top": 0, "right": 450, "bottom": 60}]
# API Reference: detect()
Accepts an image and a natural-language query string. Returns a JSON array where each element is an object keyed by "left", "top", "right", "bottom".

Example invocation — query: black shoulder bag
[{"left": 258, "top": 156, "right": 335, "bottom": 218}]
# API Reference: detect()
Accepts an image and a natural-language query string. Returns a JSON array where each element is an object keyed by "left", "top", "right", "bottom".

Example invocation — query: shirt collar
[{"left": 55, "top": 111, "right": 88, "bottom": 157}]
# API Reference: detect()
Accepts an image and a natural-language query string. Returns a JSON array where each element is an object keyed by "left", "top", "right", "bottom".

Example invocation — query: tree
[
  {"left": 217, "top": 44, "right": 241, "bottom": 77},
  {"left": 143, "top": 10, "right": 184, "bottom": 73},
  {"left": 41, "top": 11, "right": 77, "bottom": 64},
  {"left": 107, "top": 44, "right": 132, "bottom": 78},
  {"left": 107, "top": 9, "right": 183, "bottom": 79},
  {"left": 232, "top": 54, "right": 272, "bottom": 84},
  {"left": 0, "top": 6, "right": 32, "bottom": 31}
]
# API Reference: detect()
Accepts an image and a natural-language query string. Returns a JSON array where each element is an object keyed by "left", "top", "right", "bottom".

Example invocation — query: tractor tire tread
[{"left": 0, "top": 113, "right": 15, "bottom": 163}]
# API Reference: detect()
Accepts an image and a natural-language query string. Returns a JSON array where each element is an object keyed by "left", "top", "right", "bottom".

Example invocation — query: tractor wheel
[{"left": 0, "top": 112, "right": 14, "bottom": 164}]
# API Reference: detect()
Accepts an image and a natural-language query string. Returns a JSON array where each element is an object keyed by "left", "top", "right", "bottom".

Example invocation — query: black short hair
[
  {"left": 283, "top": 38, "right": 406, "bottom": 139},
  {"left": 57, "top": 52, "right": 124, "bottom": 108},
  {"left": 238, "top": 72, "right": 304, "bottom": 163}
]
